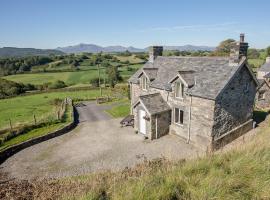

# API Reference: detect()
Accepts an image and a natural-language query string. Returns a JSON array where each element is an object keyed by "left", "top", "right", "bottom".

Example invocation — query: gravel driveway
[{"left": 1, "top": 102, "right": 201, "bottom": 180}]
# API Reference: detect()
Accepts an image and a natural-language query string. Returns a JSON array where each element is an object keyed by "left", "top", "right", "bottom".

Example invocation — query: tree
[
  {"left": 247, "top": 48, "right": 260, "bottom": 59},
  {"left": 214, "top": 39, "right": 236, "bottom": 56},
  {"left": 106, "top": 66, "right": 122, "bottom": 88},
  {"left": 266, "top": 46, "right": 270, "bottom": 57}
]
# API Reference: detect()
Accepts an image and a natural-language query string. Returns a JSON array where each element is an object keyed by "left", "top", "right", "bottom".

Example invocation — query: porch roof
[{"left": 135, "top": 93, "right": 171, "bottom": 115}]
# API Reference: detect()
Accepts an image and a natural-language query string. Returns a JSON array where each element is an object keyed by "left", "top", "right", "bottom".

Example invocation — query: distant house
[
  {"left": 257, "top": 57, "right": 270, "bottom": 80},
  {"left": 128, "top": 34, "right": 258, "bottom": 151},
  {"left": 256, "top": 79, "right": 270, "bottom": 109},
  {"left": 256, "top": 57, "right": 270, "bottom": 109}
]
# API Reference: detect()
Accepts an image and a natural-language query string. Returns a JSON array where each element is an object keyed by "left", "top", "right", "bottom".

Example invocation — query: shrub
[
  {"left": 90, "top": 77, "right": 100, "bottom": 87},
  {"left": 48, "top": 80, "right": 67, "bottom": 89}
]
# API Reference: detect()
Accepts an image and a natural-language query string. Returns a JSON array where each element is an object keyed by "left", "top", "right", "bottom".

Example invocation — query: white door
[{"left": 139, "top": 110, "right": 146, "bottom": 134}]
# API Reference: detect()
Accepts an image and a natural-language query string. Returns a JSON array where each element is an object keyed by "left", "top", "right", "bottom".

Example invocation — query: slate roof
[
  {"left": 129, "top": 56, "right": 253, "bottom": 100},
  {"left": 258, "top": 62, "right": 270, "bottom": 72},
  {"left": 142, "top": 68, "right": 158, "bottom": 81},
  {"left": 138, "top": 93, "right": 171, "bottom": 115}
]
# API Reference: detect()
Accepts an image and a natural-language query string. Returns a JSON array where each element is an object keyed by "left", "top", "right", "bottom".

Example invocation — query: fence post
[
  {"left": 57, "top": 110, "right": 60, "bottom": 120},
  {"left": 9, "top": 118, "right": 12, "bottom": 131},
  {"left": 33, "top": 114, "right": 37, "bottom": 125}
]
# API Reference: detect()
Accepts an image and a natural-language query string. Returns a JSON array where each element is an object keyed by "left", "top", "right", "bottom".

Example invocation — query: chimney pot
[{"left": 240, "top": 33, "right": 245, "bottom": 43}]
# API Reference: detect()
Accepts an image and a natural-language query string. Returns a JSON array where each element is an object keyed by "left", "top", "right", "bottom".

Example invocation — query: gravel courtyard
[{"left": 1, "top": 102, "right": 202, "bottom": 180}]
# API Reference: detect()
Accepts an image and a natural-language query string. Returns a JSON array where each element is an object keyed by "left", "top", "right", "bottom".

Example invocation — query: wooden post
[
  {"left": 98, "top": 63, "right": 102, "bottom": 96},
  {"left": 57, "top": 110, "right": 60, "bottom": 120},
  {"left": 33, "top": 114, "right": 37, "bottom": 125},
  {"left": 9, "top": 118, "right": 12, "bottom": 131}
]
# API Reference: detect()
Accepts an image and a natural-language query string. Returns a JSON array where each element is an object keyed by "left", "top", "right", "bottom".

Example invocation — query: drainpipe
[
  {"left": 155, "top": 115, "right": 158, "bottom": 139},
  {"left": 187, "top": 95, "right": 192, "bottom": 143}
]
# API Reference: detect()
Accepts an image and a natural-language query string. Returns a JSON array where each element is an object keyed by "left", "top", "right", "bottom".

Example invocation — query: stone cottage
[{"left": 128, "top": 34, "right": 258, "bottom": 150}]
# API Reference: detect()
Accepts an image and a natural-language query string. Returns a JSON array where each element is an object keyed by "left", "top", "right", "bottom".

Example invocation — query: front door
[{"left": 139, "top": 110, "right": 146, "bottom": 134}]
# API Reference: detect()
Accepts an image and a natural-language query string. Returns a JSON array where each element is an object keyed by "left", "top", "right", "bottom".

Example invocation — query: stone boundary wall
[
  {"left": 212, "top": 119, "right": 254, "bottom": 150},
  {"left": 0, "top": 106, "right": 77, "bottom": 165}
]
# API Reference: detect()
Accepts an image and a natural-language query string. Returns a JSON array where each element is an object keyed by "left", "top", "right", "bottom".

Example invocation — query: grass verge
[{"left": 105, "top": 99, "right": 130, "bottom": 118}]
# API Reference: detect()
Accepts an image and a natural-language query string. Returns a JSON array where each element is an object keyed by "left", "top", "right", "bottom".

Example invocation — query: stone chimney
[
  {"left": 149, "top": 46, "right": 163, "bottom": 63},
  {"left": 229, "top": 33, "right": 249, "bottom": 66},
  {"left": 266, "top": 57, "right": 270, "bottom": 64}
]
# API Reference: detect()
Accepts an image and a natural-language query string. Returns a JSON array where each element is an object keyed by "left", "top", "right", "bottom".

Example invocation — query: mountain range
[
  {"left": 0, "top": 44, "right": 215, "bottom": 58},
  {"left": 56, "top": 44, "right": 215, "bottom": 53}
]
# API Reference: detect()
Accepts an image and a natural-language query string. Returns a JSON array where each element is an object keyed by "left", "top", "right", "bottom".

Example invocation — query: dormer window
[
  {"left": 175, "top": 82, "right": 184, "bottom": 98},
  {"left": 141, "top": 76, "right": 148, "bottom": 91}
]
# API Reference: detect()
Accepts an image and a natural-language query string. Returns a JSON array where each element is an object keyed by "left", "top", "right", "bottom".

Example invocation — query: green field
[
  {"left": 0, "top": 89, "right": 107, "bottom": 130},
  {"left": 115, "top": 55, "right": 144, "bottom": 63},
  {"left": 248, "top": 58, "right": 265, "bottom": 69},
  {"left": 4, "top": 64, "right": 142, "bottom": 86}
]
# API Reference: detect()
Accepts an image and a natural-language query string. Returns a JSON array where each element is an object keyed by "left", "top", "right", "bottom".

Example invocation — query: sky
[{"left": 0, "top": 0, "right": 270, "bottom": 49}]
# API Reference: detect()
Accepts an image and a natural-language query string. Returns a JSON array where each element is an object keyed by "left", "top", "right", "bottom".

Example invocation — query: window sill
[{"left": 174, "top": 122, "right": 184, "bottom": 127}]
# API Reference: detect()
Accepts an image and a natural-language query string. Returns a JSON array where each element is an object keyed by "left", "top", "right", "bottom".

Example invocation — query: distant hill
[
  {"left": 56, "top": 44, "right": 144, "bottom": 54},
  {"left": 0, "top": 47, "right": 65, "bottom": 58},
  {"left": 57, "top": 44, "right": 215, "bottom": 53}
]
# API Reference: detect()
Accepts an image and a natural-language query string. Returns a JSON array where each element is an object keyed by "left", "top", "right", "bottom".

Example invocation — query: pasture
[
  {"left": 0, "top": 89, "right": 108, "bottom": 130},
  {"left": 4, "top": 64, "right": 142, "bottom": 86}
]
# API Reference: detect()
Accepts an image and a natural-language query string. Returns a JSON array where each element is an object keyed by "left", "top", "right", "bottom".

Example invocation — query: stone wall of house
[
  {"left": 189, "top": 96, "right": 215, "bottom": 150},
  {"left": 212, "top": 66, "right": 256, "bottom": 139},
  {"left": 131, "top": 78, "right": 215, "bottom": 149},
  {"left": 130, "top": 74, "right": 152, "bottom": 106},
  {"left": 150, "top": 111, "right": 171, "bottom": 139},
  {"left": 256, "top": 83, "right": 270, "bottom": 109}
]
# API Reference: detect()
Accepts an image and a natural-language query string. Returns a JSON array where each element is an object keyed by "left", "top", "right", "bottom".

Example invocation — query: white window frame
[
  {"left": 141, "top": 76, "right": 148, "bottom": 91},
  {"left": 175, "top": 82, "right": 184, "bottom": 99},
  {"left": 174, "top": 108, "right": 184, "bottom": 125}
]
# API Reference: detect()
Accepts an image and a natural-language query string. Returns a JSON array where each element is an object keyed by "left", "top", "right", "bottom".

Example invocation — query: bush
[
  {"left": 90, "top": 77, "right": 100, "bottom": 87},
  {"left": 48, "top": 80, "right": 67, "bottom": 89},
  {"left": 127, "top": 66, "right": 133, "bottom": 71}
]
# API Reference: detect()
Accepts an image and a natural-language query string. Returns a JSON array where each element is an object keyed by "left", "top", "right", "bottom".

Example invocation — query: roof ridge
[{"left": 158, "top": 56, "right": 230, "bottom": 59}]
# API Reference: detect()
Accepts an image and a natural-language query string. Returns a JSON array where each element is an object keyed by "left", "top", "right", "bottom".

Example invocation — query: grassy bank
[{"left": 0, "top": 104, "right": 73, "bottom": 152}]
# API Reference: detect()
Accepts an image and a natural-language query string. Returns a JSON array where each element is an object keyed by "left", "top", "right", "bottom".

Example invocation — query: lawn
[
  {"left": 0, "top": 89, "right": 107, "bottom": 130},
  {"left": 105, "top": 99, "right": 130, "bottom": 118}
]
